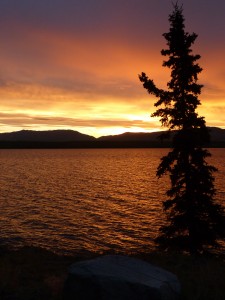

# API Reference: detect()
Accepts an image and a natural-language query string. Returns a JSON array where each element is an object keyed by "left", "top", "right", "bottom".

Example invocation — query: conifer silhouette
[{"left": 139, "top": 3, "right": 225, "bottom": 254}]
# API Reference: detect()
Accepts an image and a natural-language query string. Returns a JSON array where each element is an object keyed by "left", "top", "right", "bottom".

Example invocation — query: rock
[{"left": 63, "top": 255, "right": 181, "bottom": 300}]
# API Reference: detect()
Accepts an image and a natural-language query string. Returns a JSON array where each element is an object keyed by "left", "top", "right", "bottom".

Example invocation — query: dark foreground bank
[{"left": 0, "top": 246, "right": 225, "bottom": 300}]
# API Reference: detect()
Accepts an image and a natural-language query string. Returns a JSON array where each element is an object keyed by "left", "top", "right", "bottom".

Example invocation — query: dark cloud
[
  {"left": 0, "top": 112, "right": 156, "bottom": 131},
  {"left": 0, "top": 1, "right": 167, "bottom": 36},
  {"left": 0, "top": 75, "right": 144, "bottom": 105},
  {"left": 0, "top": 79, "right": 8, "bottom": 88},
  {"left": 1, "top": 0, "right": 224, "bottom": 40}
]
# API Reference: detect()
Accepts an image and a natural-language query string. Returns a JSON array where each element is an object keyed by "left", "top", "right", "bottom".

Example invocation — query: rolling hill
[{"left": 0, "top": 127, "right": 224, "bottom": 148}]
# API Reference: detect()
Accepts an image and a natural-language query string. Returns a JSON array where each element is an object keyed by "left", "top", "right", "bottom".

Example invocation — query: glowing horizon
[{"left": 0, "top": 1, "right": 224, "bottom": 137}]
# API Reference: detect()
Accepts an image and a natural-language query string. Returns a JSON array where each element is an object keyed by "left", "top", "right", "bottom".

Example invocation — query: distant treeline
[
  {"left": 0, "top": 140, "right": 169, "bottom": 149},
  {"left": 0, "top": 140, "right": 224, "bottom": 149}
]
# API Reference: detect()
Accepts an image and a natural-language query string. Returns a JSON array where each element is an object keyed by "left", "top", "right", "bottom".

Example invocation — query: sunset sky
[{"left": 0, "top": 0, "right": 225, "bottom": 137}]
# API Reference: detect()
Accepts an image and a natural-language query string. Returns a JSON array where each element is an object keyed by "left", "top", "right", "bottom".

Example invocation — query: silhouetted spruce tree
[{"left": 139, "top": 3, "right": 225, "bottom": 254}]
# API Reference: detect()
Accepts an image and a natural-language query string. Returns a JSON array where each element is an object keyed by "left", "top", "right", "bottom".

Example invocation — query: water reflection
[{"left": 0, "top": 148, "right": 224, "bottom": 254}]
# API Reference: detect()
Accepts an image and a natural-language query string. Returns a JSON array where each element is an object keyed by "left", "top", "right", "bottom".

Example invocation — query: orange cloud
[{"left": 0, "top": 16, "right": 224, "bottom": 136}]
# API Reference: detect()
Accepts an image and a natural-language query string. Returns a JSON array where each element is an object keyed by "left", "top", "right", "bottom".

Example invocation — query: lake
[{"left": 0, "top": 148, "right": 224, "bottom": 255}]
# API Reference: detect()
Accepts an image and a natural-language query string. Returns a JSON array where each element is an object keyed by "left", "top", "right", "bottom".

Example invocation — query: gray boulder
[{"left": 63, "top": 255, "right": 180, "bottom": 300}]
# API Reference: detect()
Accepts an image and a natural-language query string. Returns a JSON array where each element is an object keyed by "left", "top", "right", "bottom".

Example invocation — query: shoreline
[{"left": 1, "top": 245, "right": 225, "bottom": 299}]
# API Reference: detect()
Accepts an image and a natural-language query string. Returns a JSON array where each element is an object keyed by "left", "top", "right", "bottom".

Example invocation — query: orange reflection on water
[{"left": 0, "top": 148, "right": 224, "bottom": 255}]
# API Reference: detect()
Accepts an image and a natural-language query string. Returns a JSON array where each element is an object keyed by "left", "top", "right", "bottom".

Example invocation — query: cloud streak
[{"left": 0, "top": 111, "right": 159, "bottom": 137}]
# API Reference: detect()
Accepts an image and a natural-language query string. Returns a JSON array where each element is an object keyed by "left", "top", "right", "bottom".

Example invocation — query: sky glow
[{"left": 0, "top": 0, "right": 224, "bottom": 137}]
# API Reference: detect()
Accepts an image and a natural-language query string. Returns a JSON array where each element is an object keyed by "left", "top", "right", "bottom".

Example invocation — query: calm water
[{"left": 0, "top": 148, "right": 224, "bottom": 255}]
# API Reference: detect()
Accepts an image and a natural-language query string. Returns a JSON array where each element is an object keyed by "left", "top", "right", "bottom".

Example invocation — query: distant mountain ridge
[
  {"left": 99, "top": 127, "right": 225, "bottom": 142},
  {"left": 0, "top": 129, "right": 95, "bottom": 142},
  {"left": 98, "top": 131, "right": 163, "bottom": 141},
  {"left": 0, "top": 127, "right": 224, "bottom": 148}
]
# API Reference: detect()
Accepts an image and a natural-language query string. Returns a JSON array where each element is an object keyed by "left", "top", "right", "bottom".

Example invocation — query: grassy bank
[{"left": 0, "top": 246, "right": 225, "bottom": 300}]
